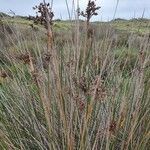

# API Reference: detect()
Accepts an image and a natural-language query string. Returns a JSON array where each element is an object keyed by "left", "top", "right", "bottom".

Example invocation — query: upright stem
[{"left": 43, "top": 0, "right": 53, "bottom": 52}]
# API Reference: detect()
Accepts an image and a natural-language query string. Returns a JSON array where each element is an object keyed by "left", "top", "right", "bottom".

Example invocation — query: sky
[{"left": 0, "top": 0, "right": 150, "bottom": 21}]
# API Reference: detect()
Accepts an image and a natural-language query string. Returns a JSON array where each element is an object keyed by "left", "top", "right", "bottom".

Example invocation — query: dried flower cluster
[
  {"left": 73, "top": 75, "right": 107, "bottom": 102},
  {"left": 78, "top": 0, "right": 100, "bottom": 23},
  {"left": 109, "top": 120, "right": 116, "bottom": 133},
  {"left": 77, "top": 0, "right": 100, "bottom": 53},
  {"left": 33, "top": 2, "right": 54, "bottom": 28},
  {"left": 73, "top": 95, "right": 85, "bottom": 111},
  {"left": 0, "top": 70, "right": 12, "bottom": 79},
  {"left": 42, "top": 53, "right": 52, "bottom": 69},
  {"left": 0, "top": 71, "right": 7, "bottom": 78},
  {"left": 88, "top": 76, "right": 107, "bottom": 101},
  {"left": 73, "top": 75, "right": 88, "bottom": 93},
  {"left": 16, "top": 52, "right": 52, "bottom": 70},
  {"left": 16, "top": 53, "right": 31, "bottom": 64},
  {"left": 33, "top": 2, "right": 54, "bottom": 50}
]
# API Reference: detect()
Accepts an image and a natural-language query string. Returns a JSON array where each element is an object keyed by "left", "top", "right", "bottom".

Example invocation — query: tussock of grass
[{"left": 0, "top": 3, "right": 150, "bottom": 150}]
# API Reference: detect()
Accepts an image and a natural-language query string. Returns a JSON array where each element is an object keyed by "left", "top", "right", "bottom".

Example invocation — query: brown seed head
[
  {"left": 109, "top": 121, "right": 116, "bottom": 133},
  {"left": 0, "top": 71, "right": 7, "bottom": 78},
  {"left": 33, "top": 2, "right": 54, "bottom": 28}
]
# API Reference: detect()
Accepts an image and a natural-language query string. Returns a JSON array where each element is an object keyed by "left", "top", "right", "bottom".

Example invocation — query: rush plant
[
  {"left": 33, "top": 0, "right": 54, "bottom": 50},
  {"left": 78, "top": 0, "right": 100, "bottom": 37}
]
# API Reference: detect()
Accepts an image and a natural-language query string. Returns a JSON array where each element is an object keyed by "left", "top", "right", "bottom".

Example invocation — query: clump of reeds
[
  {"left": 0, "top": 0, "right": 150, "bottom": 149},
  {"left": 78, "top": 0, "right": 101, "bottom": 72}
]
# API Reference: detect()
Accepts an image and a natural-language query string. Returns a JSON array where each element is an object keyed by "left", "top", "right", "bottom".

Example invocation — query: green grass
[
  {"left": 1, "top": 15, "right": 150, "bottom": 35},
  {"left": 111, "top": 20, "right": 150, "bottom": 35}
]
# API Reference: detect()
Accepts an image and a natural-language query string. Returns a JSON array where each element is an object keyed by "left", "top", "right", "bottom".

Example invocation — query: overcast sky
[{"left": 0, "top": 0, "right": 150, "bottom": 21}]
